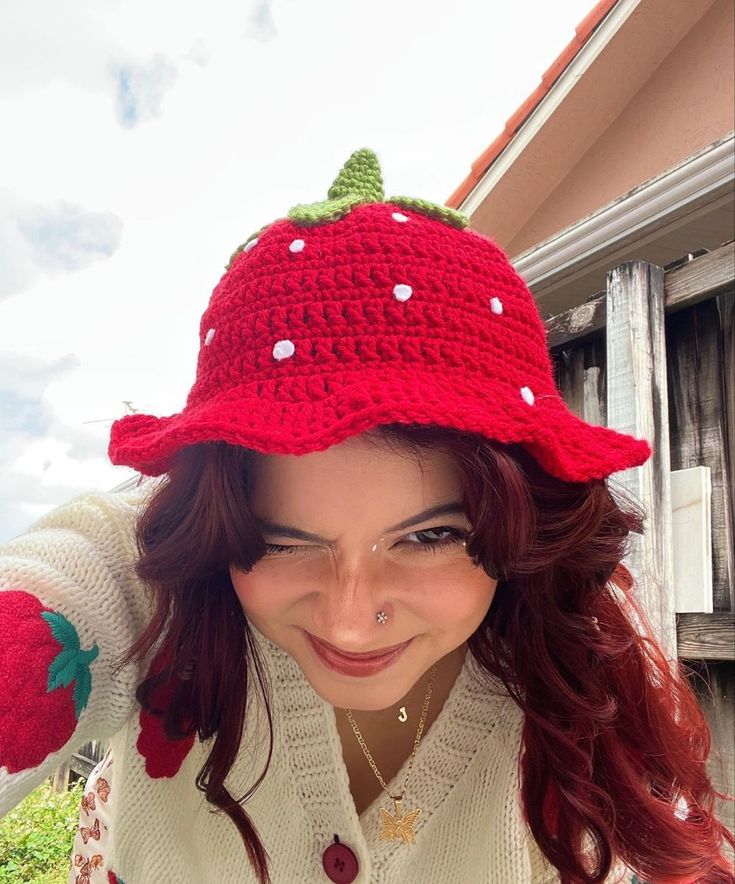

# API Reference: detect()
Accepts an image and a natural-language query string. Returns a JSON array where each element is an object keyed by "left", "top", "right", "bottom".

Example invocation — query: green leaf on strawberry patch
[
  {"left": 48, "top": 647, "right": 80, "bottom": 690},
  {"left": 41, "top": 611, "right": 81, "bottom": 652},
  {"left": 40, "top": 609, "right": 99, "bottom": 718},
  {"left": 73, "top": 665, "right": 93, "bottom": 718}
]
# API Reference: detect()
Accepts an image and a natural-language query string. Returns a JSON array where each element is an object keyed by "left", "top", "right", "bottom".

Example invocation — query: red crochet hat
[{"left": 108, "top": 148, "right": 652, "bottom": 482}]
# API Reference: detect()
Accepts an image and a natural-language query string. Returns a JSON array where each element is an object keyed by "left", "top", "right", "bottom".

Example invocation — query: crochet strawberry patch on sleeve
[
  {"left": 136, "top": 648, "right": 195, "bottom": 778},
  {"left": 0, "top": 590, "right": 99, "bottom": 773}
]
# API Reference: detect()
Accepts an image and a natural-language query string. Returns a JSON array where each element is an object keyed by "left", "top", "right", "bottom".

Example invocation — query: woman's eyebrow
[{"left": 254, "top": 501, "right": 467, "bottom": 543}]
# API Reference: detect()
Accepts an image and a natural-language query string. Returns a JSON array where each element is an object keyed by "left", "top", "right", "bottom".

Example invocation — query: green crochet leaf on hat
[
  {"left": 226, "top": 221, "right": 271, "bottom": 269},
  {"left": 226, "top": 148, "right": 469, "bottom": 266},
  {"left": 327, "top": 148, "right": 385, "bottom": 201},
  {"left": 288, "top": 192, "right": 364, "bottom": 225},
  {"left": 388, "top": 195, "right": 469, "bottom": 229},
  {"left": 287, "top": 148, "right": 384, "bottom": 225}
]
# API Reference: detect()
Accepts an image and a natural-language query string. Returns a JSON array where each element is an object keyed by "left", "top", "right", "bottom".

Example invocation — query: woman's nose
[{"left": 312, "top": 568, "right": 388, "bottom": 645}]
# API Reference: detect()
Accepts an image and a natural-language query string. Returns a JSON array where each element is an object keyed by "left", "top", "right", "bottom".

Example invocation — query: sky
[{"left": 0, "top": 0, "right": 596, "bottom": 541}]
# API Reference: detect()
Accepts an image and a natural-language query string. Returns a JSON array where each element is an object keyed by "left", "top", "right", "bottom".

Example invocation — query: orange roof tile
[{"left": 446, "top": 0, "right": 620, "bottom": 210}]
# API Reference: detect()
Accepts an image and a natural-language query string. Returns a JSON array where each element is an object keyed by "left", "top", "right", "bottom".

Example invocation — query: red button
[{"left": 322, "top": 838, "right": 359, "bottom": 883}]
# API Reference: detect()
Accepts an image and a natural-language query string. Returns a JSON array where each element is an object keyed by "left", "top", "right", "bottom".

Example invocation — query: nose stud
[{"left": 376, "top": 610, "right": 388, "bottom": 624}]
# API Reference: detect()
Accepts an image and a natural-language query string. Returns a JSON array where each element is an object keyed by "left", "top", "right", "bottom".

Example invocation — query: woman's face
[{"left": 230, "top": 434, "right": 498, "bottom": 711}]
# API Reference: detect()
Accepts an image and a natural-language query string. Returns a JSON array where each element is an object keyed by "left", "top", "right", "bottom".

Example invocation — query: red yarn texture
[
  {"left": 136, "top": 649, "right": 195, "bottom": 779},
  {"left": 109, "top": 203, "right": 652, "bottom": 482},
  {"left": 0, "top": 590, "right": 78, "bottom": 773}
]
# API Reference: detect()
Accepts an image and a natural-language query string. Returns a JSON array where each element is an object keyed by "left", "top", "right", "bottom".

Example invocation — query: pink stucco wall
[{"left": 505, "top": 0, "right": 734, "bottom": 256}]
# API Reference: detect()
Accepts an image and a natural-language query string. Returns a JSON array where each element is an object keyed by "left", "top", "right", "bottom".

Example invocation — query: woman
[{"left": 0, "top": 149, "right": 732, "bottom": 883}]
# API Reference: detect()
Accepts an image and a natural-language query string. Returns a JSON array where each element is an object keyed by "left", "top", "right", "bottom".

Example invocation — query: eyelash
[{"left": 263, "top": 527, "right": 468, "bottom": 557}]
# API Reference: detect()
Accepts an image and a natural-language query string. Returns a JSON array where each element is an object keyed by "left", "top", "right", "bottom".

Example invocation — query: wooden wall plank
[
  {"left": 545, "top": 241, "right": 735, "bottom": 349},
  {"left": 666, "top": 290, "right": 735, "bottom": 612},
  {"left": 685, "top": 660, "right": 735, "bottom": 844},
  {"left": 547, "top": 293, "right": 605, "bottom": 349},
  {"left": 606, "top": 261, "right": 678, "bottom": 662},
  {"left": 665, "top": 241, "right": 735, "bottom": 312},
  {"left": 554, "top": 337, "right": 607, "bottom": 424},
  {"left": 677, "top": 612, "right": 735, "bottom": 660}
]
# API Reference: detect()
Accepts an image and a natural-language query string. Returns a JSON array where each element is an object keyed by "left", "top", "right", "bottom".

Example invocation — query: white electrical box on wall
[{"left": 671, "top": 466, "right": 713, "bottom": 614}]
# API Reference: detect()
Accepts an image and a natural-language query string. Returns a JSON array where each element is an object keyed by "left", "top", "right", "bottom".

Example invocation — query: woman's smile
[{"left": 303, "top": 629, "right": 414, "bottom": 677}]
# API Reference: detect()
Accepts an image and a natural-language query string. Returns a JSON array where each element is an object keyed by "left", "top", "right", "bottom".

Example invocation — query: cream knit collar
[{"left": 245, "top": 623, "right": 520, "bottom": 867}]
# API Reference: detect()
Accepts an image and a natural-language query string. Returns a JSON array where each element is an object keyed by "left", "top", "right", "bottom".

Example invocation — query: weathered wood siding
[
  {"left": 666, "top": 289, "right": 734, "bottom": 613},
  {"left": 549, "top": 246, "right": 734, "bottom": 842}
]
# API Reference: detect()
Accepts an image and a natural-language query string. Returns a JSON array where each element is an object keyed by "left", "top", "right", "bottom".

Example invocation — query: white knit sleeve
[{"left": 0, "top": 485, "right": 155, "bottom": 818}]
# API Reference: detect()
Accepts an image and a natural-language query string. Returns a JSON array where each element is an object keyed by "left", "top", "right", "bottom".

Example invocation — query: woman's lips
[
  {"left": 312, "top": 634, "right": 409, "bottom": 658},
  {"left": 304, "top": 631, "right": 413, "bottom": 677}
]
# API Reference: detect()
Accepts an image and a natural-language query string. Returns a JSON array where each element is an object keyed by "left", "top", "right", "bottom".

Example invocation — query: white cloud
[
  {"left": 247, "top": 0, "right": 278, "bottom": 42},
  {"left": 16, "top": 201, "right": 123, "bottom": 273},
  {"left": 0, "top": 0, "right": 117, "bottom": 96},
  {"left": 112, "top": 54, "right": 179, "bottom": 128},
  {"left": 0, "top": 351, "right": 79, "bottom": 407},
  {"left": 0, "top": 190, "right": 123, "bottom": 298},
  {"left": 0, "top": 213, "right": 36, "bottom": 299},
  {"left": 0, "top": 351, "right": 136, "bottom": 541},
  {"left": 0, "top": 0, "right": 199, "bottom": 132}
]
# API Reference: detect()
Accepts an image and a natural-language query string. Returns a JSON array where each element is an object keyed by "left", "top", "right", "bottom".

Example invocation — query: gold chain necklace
[{"left": 344, "top": 663, "right": 438, "bottom": 844}]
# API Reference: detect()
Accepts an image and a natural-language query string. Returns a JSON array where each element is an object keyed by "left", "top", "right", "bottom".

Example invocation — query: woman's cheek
[
  {"left": 230, "top": 565, "right": 276, "bottom": 615},
  {"left": 427, "top": 574, "right": 498, "bottom": 633},
  {"left": 230, "top": 561, "right": 310, "bottom": 617}
]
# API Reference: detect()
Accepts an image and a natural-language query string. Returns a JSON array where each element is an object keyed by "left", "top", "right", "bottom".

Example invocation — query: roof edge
[{"left": 446, "top": 0, "right": 621, "bottom": 209}]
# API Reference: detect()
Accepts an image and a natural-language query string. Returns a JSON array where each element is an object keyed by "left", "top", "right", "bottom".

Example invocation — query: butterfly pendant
[{"left": 378, "top": 798, "right": 422, "bottom": 844}]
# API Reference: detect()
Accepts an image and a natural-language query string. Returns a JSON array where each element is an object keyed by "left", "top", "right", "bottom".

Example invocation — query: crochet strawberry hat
[{"left": 108, "top": 148, "right": 652, "bottom": 483}]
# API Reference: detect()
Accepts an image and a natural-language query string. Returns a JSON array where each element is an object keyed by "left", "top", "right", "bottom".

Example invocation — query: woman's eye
[
  {"left": 263, "top": 543, "right": 301, "bottom": 556},
  {"left": 263, "top": 527, "right": 467, "bottom": 556},
  {"left": 400, "top": 527, "right": 467, "bottom": 554}
]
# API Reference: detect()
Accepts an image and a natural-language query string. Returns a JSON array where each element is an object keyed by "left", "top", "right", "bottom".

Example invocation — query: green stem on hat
[
  {"left": 287, "top": 148, "right": 384, "bottom": 225},
  {"left": 226, "top": 148, "right": 470, "bottom": 267},
  {"left": 327, "top": 148, "right": 385, "bottom": 202}
]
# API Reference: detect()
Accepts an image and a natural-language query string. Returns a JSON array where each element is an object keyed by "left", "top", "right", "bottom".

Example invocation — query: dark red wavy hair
[{"left": 114, "top": 424, "right": 734, "bottom": 883}]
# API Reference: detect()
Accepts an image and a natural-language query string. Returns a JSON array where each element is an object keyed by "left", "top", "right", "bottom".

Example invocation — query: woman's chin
[{"left": 297, "top": 657, "right": 417, "bottom": 711}]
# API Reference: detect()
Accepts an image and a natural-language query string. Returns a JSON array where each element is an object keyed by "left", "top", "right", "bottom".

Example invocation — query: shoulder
[
  {"left": 28, "top": 477, "right": 160, "bottom": 536},
  {"left": 1, "top": 477, "right": 161, "bottom": 565}
]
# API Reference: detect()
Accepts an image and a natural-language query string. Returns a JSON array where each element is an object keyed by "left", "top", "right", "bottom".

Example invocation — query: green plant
[{"left": 0, "top": 777, "right": 84, "bottom": 884}]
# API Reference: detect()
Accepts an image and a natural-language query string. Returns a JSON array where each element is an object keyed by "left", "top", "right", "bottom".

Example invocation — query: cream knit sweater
[{"left": 0, "top": 486, "right": 635, "bottom": 883}]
